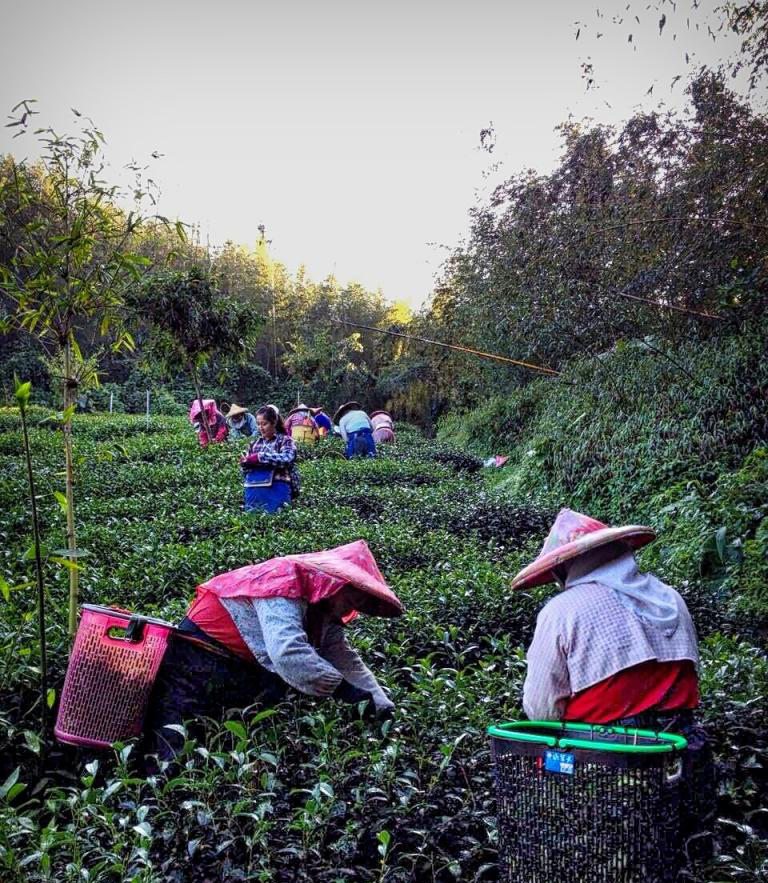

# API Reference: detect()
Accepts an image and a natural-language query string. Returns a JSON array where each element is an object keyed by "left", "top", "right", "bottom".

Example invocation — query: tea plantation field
[{"left": 0, "top": 413, "right": 766, "bottom": 882}]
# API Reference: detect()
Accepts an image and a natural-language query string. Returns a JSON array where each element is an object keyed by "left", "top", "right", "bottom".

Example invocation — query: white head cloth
[{"left": 565, "top": 546, "right": 681, "bottom": 636}]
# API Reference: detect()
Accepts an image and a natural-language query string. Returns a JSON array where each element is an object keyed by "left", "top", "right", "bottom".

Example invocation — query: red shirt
[{"left": 563, "top": 659, "right": 699, "bottom": 724}]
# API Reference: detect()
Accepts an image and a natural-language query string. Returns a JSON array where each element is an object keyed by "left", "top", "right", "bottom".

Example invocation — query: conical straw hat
[
  {"left": 511, "top": 508, "right": 656, "bottom": 590},
  {"left": 333, "top": 401, "right": 362, "bottom": 424}
]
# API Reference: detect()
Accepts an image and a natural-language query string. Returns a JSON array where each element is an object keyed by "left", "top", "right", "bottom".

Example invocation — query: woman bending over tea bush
[{"left": 144, "top": 540, "right": 402, "bottom": 760}]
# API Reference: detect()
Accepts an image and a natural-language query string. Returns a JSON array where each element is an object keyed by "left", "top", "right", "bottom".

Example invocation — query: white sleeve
[
  {"left": 522, "top": 605, "right": 571, "bottom": 721},
  {"left": 319, "top": 622, "right": 394, "bottom": 710},
  {"left": 250, "top": 598, "right": 344, "bottom": 696}
]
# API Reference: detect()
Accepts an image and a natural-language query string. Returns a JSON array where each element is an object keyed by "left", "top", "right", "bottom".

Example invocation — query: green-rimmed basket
[{"left": 488, "top": 720, "right": 688, "bottom": 883}]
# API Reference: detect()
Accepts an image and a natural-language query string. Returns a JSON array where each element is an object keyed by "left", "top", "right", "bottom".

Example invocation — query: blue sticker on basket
[{"left": 544, "top": 750, "right": 575, "bottom": 775}]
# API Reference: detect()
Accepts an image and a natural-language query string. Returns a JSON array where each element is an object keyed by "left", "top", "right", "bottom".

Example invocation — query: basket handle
[
  {"left": 124, "top": 616, "right": 145, "bottom": 642},
  {"left": 104, "top": 615, "right": 173, "bottom": 646}
]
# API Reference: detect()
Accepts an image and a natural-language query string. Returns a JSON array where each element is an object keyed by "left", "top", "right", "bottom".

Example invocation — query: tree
[
  {"left": 128, "top": 265, "right": 264, "bottom": 439},
  {"left": 0, "top": 104, "right": 170, "bottom": 635}
]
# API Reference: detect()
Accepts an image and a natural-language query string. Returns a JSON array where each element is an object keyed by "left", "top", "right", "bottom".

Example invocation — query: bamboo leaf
[
  {"left": 50, "top": 557, "right": 82, "bottom": 572},
  {"left": 14, "top": 377, "right": 31, "bottom": 406},
  {"left": 23, "top": 545, "right": 48, "bottom": 562},
  {"left": 53, "top": 491, "right": 68, "bottom": 514}
]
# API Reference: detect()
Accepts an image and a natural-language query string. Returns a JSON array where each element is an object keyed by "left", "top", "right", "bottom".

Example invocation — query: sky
[{"left": 0, "top": 0, "right": 745, "bottom": 309}]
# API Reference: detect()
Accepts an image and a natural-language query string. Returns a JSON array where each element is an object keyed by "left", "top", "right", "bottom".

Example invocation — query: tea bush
[{"left": 0, "top": 412, "right": 765, "bottom": 882}]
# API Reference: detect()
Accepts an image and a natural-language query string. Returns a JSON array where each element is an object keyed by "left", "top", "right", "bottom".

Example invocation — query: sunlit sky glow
[{"left": 0, "top": 0, "right": 745, "bottom": 308}]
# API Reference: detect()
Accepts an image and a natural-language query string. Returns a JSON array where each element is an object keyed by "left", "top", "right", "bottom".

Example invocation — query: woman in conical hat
[
  {"left": 514, "top": 508, "right": 701, "bottom": 727},
  {"left": 144, "top": 540, "right": 403, "bottom": 759},
  {"left": 310, "top": 406, "right": 333, "bottom": 437},
  {"left": 514, "top": 507, "right": 715, "bottom": 859},
  {"left": 370, "top": 410, "right": 395, "bottom": 445},
  {"left": 333, "top": 402, "right": 376, "bottom": 459},
  {"left": 284, "top": 403, "right": 319, "bottom": 444}
]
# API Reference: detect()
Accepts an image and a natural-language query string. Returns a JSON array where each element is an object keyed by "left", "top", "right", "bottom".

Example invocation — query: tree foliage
[
  {"left": 387, "top": 70, "right": 767, "bottom": 419},
  {"left": 0, "top": 105, "right": 172, "bottom": 633},
  {"left": 131, "top": 265, "right": 264, "bottom": 373}
]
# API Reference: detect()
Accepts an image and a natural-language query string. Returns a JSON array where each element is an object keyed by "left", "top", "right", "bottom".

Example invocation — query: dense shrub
[{"left": 438, "top": 321, "right": 768, "bottom": 622}]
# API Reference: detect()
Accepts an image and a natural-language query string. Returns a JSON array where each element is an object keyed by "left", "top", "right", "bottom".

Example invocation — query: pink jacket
[{"left": 189, "top": 399, "right": 229, "bottom": 447}]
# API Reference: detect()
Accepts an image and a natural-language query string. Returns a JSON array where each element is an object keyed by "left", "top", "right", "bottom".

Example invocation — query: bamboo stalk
[
  {"left": 17, "top": 389, "right": 48, "bottom": 754},
  {"left": 63, "top": 338, "right": 79, "bottom": 637},
  {"left": 191, "top": 363, "right": 213, "bottom": 444}
]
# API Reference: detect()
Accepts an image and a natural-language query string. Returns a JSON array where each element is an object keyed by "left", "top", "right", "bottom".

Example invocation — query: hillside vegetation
[{"left": 438, "top": 319, "right": 768, "bottom": 625}]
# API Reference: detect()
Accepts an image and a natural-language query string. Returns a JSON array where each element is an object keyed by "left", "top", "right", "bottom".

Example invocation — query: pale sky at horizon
[{"left": 0, "top": 0, "right": 748, "bottom": 309}]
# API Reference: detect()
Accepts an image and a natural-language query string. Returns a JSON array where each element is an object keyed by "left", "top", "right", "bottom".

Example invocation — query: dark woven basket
[{"left": 488, "top": 721, "right": 688, "bottom": 883}]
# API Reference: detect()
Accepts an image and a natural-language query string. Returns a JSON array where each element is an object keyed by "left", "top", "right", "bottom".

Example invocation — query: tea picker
[
  {"left": 310, "top": 406, "right": 333, "bottom": 437},
  {"left": 333, "top": 401, "right": 377, "bottom": 458},
  {"left": 224, "top": 403, "right": 258, "bottom": 439},
  {"left": 239, "top": 404, "right": 298, "bottom": 513},
  {"left": 487, "top": 508, "right": 715, "bottom": 881},
  {"left": 55, "top": 541, "right": 403, "bottom": 761},
  {"left": 188, "top": 398, "right": 229, "bottom": 446},
  {"left": 370, "top": 410, "right": 396, "bottom": 445},
  {"left": 284, "top": 403, "right": 319, "bottom": 444}
]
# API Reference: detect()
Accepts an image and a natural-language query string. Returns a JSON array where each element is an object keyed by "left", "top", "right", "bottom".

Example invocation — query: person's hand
[
  {"left": 333, "top": 679, "right": 373, "bottom": 704},
  {"left": 375, "top": 704, "right": 395, "bottom": 724},
  {"left": 240, "top": 452, "right": 260, "bottom": 467},
  {"left": 332, "top": 680, "right": 376, "bottom": 717}
]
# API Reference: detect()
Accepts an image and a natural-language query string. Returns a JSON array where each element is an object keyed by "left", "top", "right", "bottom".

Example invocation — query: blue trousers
[
  {"left": 244, "top": 480, "right": 291, "bottom": 514},
  {"left": 346, "top": 428, "right": 376, "bottom": 459}
]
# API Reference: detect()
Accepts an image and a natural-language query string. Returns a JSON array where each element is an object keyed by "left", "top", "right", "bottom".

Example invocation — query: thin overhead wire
[
  {"left": 616, "top": 291, "right": 722, "bottom": 320},
  {"left": 331, "top": 319, "right": 562, "bottom": 377}
]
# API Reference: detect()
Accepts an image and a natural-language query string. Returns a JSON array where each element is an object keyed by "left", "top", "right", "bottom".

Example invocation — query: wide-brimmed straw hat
[
  {"left": 225, "top": 403, "right": 249, "bottom": 419},
  {"left": 511, "top": 508, "right": 656, "bottom": 591},
  {"left": 333, "top": 401, "right": 362, "bottom": 424},
  {"left": 309, "top": 406, "right": 326, "bottom": 415},
  {"left": 287, "top": 404, "right": 311, "bottom": 418}
]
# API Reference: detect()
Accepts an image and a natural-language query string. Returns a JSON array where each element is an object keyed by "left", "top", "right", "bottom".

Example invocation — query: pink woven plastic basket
[{"left": 55, "top": 605, "right": 174, "bottom": 748}]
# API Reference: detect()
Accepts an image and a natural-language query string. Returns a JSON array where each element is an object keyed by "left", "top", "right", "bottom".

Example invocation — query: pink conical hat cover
[
  {"left": 189, "top": 398, "right": 219, "bottom": 422},
  {"left": 511, "top": 508, "right": 656, "bottom": 590},
  {"left": 371, "top": 412, "right": 394, "bottom": 430},
  {"left": 195, "top": 539, "right": 403, "bottom": 619}
]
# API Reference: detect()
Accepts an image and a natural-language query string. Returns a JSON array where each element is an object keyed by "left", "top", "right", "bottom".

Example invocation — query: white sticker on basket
[{"left": 544, "top": 750, "right": 574, "bottom": 775}]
